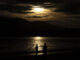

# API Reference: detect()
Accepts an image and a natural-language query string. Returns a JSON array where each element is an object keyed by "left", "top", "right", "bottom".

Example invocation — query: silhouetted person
[
  {"left": 35, "top": 44, "right": 38, "bottom": 56},
  {"left": 43, "top": 43, "right": 47, "bottom": 55}
]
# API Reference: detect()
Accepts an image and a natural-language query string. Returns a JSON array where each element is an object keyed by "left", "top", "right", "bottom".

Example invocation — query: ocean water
[{"left": 0, "top": 37, "right": 80, "bottom": 56}]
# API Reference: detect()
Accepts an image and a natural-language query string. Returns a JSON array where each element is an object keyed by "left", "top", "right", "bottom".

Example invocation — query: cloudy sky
[{"left": 0, "top": 0, "right": 80, "bottom": 28}]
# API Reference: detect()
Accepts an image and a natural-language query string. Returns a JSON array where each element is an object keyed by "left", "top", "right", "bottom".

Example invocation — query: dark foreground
[{"left": 0, "top": 52, "right": 80, "bottom": 60}]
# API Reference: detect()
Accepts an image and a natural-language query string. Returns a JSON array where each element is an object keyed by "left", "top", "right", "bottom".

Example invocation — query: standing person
[
  {"left": 35, "top": 44, "right": 38, "bottom": 56},
  {"left": 43, "top": 43, "right": 47, "bottom": 55}
]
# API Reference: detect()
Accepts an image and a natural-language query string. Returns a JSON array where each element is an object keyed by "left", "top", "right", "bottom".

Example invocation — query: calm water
[{"left": 0, "top": 37, "right": 80, "bottom": 55}]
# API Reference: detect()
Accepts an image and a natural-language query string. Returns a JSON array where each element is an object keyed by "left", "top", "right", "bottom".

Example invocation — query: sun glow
[
  {"left": 33, "top": 8, "right": 44, "bottom": 12},
  {"left": 26, "top": 5, "right": 52, "bottom": 20},
  {"left": 32, "top": 6, "right": 45, "bottom": 13}
]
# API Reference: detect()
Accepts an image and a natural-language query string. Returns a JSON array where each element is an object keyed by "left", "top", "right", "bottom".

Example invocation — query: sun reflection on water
[
  {"left": 34, "top": 36, "right": 43, "bottom": 40},
  {"left": 32, "top": 36, "right": 46, "bottom": 51},
  {"left": 28, "top": 36, "right": 49, "bottom": 52}
]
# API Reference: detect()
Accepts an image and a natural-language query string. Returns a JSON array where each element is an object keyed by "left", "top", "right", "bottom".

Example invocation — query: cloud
[
  {"left": 47, "top": 15, "right": 80, "bottom": 28},
  {"left": 0, "top": 2, "right": 33, "bottom": 14},
  {"left": 25, "top": 16, "right": 43, "bottom": 18},
  {"left": 8, "top": 5, "right": 32, "bottom": 13},
  {"left": 54, "top": 1, "right": 80, "bottom": 14},
  {"left": 0, "top": 0, "right": 80, "bottom": 28},
  {"left": 0, "top": 2, "right": 7, "bottom": 4}
]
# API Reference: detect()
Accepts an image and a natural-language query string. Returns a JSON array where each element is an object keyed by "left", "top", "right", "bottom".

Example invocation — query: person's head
[
  {"left": 44, "top": 43, "right": 47, "bottom": 46},
  {"left": 36, "top": 44, "right": 38, "bottom": 46}
]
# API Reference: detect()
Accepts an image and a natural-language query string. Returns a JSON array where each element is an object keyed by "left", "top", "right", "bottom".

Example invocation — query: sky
[{"left": 0, "top": 0, "right": 80, "bottom": 28}]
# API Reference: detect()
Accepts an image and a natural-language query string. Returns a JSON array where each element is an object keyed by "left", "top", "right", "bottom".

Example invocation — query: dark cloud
[
  {"left": 0, "top": 3, "right": 33, "bottom": 14},
  {"left": 47, "top": 18, "right": 80, "bottom": 28},
  {"left": 26, "top": 16, "right": 43, "bottom": 18},
  {"left": 54, "top": 2, "right": 80, "bottom": 14},
  {"left": 25, "top": 15, "right": 49, "bottom": 18},
  {"left": 43, "top": 5, "right": 55, "bottom": 8},
  {"left": 8, "top": 5, "right": 32, "bottom": 13}
]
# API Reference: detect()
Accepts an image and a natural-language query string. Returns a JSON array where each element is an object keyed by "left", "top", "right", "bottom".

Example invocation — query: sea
[{"left": 0, "top": 37, "right": 80, "bottom": 56}]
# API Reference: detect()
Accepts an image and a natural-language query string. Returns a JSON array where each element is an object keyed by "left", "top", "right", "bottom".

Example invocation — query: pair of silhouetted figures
[{"left": 35, "top": 43, "right": 47, "bottom": 55}]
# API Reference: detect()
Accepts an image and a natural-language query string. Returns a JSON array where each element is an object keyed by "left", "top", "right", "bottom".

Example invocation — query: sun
[
  {"left": 33, "top": 8, "right": 44, "bottom": 12},
  {"left": 27, "top": 6, "right": 51, "bottom": 18},
  {"left": 32, "top": 6, "right": 45, "bottom": 13}
]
